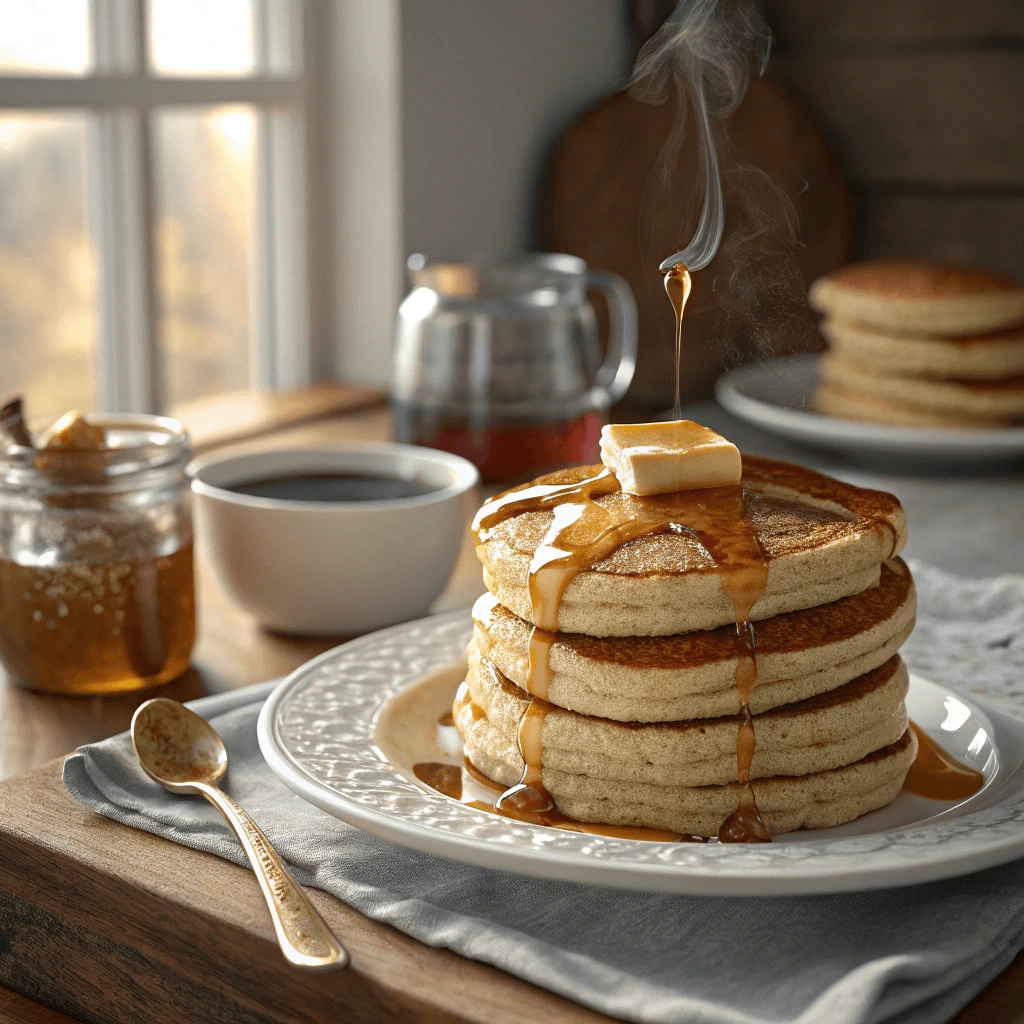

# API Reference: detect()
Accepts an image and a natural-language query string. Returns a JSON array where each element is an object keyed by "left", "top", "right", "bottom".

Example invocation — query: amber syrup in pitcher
[{"left": 393, "top": 403, "right": 604, "bottom": 484}]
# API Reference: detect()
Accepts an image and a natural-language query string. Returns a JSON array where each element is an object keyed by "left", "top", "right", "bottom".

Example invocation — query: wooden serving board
[{"left": 0, "top": 759, "right": 614, "bottom": 1024}]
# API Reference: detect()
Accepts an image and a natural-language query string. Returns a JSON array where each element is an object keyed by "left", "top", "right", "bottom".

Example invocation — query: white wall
[
  {"left": 323, "top": 1, "right": 628, "bottom": 386},
  {"left": 400, "top": 0, "right": 628, "bottom": 261},
  {"left": 323, "top": 0, "right": 404, "bottom": 387}
]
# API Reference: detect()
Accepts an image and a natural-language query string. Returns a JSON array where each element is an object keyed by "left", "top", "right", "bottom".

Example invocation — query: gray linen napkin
[{"left": 64, "top": 561, "right": 1024, "bottom": 1024}]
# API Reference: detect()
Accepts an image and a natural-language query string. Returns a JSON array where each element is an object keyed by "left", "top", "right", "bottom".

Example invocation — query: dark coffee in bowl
[{"left": 226, "top": 472, "right": 440, "bottom": 503}]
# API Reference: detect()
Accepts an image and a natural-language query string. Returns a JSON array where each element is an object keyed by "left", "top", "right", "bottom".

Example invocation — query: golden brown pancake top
[
  {"left": 481, "top": 455, "right": 904, "bottom": 577},
  {"left": 826, "top": 260, "right": 1023, "bottom": 299},
  {"left": 476, "top": 558, "right": 912, "bottom": 670}
]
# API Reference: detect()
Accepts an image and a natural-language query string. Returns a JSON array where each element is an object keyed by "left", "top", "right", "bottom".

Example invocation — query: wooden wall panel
[
  {"left": 769, "top": 0, "right": 1024, "bottom": 47},
  {"left": 856, "top": 196, "right": 1024, "bottom": 278},
  {"left": 764, "top": 0, "right": 1024, "bottom": 278},
  {"left": 770, "top": 53, "right": 1024, "bottom": 186}
]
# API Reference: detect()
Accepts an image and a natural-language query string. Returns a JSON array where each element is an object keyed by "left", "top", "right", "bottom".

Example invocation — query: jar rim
[{"left": 2, "top": 413, "right": 191, "bottom": 491}]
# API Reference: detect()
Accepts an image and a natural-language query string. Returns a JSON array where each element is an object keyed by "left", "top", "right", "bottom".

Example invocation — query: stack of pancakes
[
  {"left": 809, "top": 260, "right": 1024, "bottom": 428},
  {"left": 457, "top": 456, "right": 918, "bottom": 838}
]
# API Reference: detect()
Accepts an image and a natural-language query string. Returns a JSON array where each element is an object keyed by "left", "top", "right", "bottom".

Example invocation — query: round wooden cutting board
[{"left": 538, "top": 75, "right": 852, "bottom": 408}]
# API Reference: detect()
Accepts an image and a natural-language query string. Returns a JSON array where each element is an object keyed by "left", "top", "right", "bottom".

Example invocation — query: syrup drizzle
[
  {"left": 526, "top": 626, "right": 556, "bottom": 701},
  {"left": 664, "top": 263, "right": 692, "bottom": 421},
  {"left": 717, "top": 618, "right": 771, "bottom": 842},
  {"left": 497, "top": 628, "right": 559, "bottom": 810},
  {"left": 671, "top": 259, "right": 767, "bottom": 842},
  {"left": 474, "top": 467, "right": 620, "bottom": 631},
  {"left": 419, "top": 693, "right": 705, "bottom": 842},
  {"left": 467, "top": 259, "right": 770, "bottom": 842},
  {"left": 473, "top": 466, "right": 773, "bottom": 841},
  {"left": 904, "top": 722, "right": 984, "bottom": 801},
  {"left": 496, "top": 695, "right": 556, "bottom": 814}
]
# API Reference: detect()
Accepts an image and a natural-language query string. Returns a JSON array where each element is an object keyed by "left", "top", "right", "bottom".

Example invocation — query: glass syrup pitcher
[{"left": 391, "top": 253, "right": 638, "bottom": 483}]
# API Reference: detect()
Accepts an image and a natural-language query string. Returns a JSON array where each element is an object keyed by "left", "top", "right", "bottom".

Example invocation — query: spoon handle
[{"left": 196, "top": 782, "right": 348, "bottom": 970}]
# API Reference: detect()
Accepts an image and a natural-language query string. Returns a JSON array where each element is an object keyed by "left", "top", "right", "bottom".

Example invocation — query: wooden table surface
[{"left": 0, "top": 404, "right": 1021, "bottom": 1023}]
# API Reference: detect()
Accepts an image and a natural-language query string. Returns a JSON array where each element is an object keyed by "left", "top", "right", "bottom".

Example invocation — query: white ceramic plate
[
  {"left": 258, "top": 611, "right": 1024, "bottom": 896},
  {"left": 714, "top": 354, "right": 1024, "bottom": 464}
]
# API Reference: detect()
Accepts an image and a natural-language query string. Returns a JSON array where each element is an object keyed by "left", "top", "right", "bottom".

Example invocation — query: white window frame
[{"left": 0, "top": 0, "right": 318, "bottom": 413}]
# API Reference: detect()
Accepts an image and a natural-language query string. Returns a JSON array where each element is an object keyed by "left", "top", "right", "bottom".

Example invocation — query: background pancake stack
[
  {"left": 810, "top": 260, "right": 1024, "bottom": 429},
  {"left": 458, "top": 456, "right": 918, "bottom": 838}
]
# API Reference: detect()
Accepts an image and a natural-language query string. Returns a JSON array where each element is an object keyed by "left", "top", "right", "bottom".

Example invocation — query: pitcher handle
[{"left": 585, "top": 268, "right": 638, "bottom": 407}]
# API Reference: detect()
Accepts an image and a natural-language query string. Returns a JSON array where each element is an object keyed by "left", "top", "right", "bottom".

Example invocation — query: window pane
[
  {"left": 0, "top": 0, "right": 91, "bottom": 75},
  {"left": 0, "top": 114, "right": 96, "bottom": 419},
  {"left": 149, "top": 0, "right": 255, "bottom": 77},
  {"left": 153, "top": 106, "right": 255, "bottom": 407}
]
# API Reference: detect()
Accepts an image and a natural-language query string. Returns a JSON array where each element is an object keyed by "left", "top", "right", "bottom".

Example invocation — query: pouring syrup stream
[
  {"left": 667, "top": 260, "right": 769, "bottom": 842},
  {"left": 664, "top": 263, "right": 692, "bottom": 421}
]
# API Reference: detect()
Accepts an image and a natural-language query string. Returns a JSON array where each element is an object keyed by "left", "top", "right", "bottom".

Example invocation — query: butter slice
[{"left": 600, "top": 420, "right": 741, "bottom": 495}]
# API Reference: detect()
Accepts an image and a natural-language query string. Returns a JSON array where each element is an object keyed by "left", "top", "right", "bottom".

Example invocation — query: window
[{"left": 0, "top": 0, "right": 314, "bottom": 418}]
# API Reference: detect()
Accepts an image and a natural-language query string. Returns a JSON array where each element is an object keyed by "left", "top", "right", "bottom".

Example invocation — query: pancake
[
  {"left": 476, "top": 455, "right": 906, "bottom": 637},
  {"left": 819, "top": 353, "right": 1024, "bottom": 419},
  {"left": 461, "top": 652, "right": 908, "bottom": 789},
  {"left": 457, "top": 666, "right": 916, "bottom": 837},
  {"left": 820, "top": 319, "right": 1024, "bottom": 381},
  {"left": 473, "top": 558, "right": 915, "bottom": 722},
  {"left": 462, "top": 651, "right": 908, "bottom": 790},
  {"left": 814, "top": 383, "right": 1014, "bottom": 429},
  {"left": 809, "top": 260, "right": 1024, "bottom": 336},
  {"left": 550, "top": 733, "right": 916, "bottom": 837}
]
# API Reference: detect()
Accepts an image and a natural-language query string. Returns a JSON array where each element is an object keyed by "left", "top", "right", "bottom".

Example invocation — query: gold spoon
[{"left": 132, "top": 698, "right": 347, "bottom": 971}]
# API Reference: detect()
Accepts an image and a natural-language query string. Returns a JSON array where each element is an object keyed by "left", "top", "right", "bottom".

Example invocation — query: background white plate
[
  {"left": 715, "top": 354, "right": 1024, "bottom": 465},
  {"left": 258, "top": 612, "right": 1024, "bottom": 896}
]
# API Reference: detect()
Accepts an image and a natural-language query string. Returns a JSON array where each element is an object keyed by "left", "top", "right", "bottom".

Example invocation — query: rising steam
[
  {"left": 628, "top": 0, "right": 819, "bottom": 388},
  {"left": 631, "top": 0, "right": 771, "bottom": 272}
]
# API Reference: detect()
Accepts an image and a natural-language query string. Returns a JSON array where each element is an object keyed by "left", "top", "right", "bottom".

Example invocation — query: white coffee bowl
[{"left": 189, "top": 442, "right": 480, "bottom": 635}]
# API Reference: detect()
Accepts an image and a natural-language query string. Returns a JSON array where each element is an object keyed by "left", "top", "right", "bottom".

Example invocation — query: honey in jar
[{"left": 0, "top": 411, "right": 195, "bottom": 694}]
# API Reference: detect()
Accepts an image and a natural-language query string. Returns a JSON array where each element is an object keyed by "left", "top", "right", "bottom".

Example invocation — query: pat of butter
[{"left": 600, "top": 420, "right": 741, "bottom": 495}]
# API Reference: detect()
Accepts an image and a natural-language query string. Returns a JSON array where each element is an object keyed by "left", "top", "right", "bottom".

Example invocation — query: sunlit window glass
[
  {"left": 0, "top": 114, "right": 97, "bottom": 418},
  {"left": 153, "top": 106, "right": 255, "bottom": 407},
  {"left": 148, "top": 0, "right": 256, "bottom": 77},
  {"left": 0, "top": 0, "right": 91, "bottom": 75}
]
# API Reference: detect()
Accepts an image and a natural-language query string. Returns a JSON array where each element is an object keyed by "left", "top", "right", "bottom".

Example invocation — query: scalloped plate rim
[{"left": 257, "top": 610, "right": 1024, "bottom": 895}]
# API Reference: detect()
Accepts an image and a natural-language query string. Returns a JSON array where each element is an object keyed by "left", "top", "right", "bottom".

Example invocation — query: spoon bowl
[{"left": 132, "top": 698, "right": 227, "bottom": 791}]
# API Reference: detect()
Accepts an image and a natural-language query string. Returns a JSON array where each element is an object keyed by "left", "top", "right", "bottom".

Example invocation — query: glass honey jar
[{"left": 0, "top": 413, "right": 195, "bottom": 694}]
